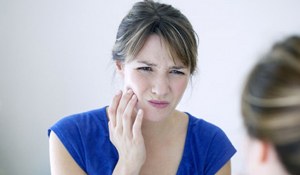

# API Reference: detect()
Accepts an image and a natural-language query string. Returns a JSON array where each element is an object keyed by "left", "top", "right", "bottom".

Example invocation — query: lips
[{"left": 148, "top": 100, "right": 170, "bottom": 109}]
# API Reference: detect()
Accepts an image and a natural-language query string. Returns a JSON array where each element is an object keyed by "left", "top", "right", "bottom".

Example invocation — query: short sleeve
[
  {"left": 48, "top": 107, "right": 119, "bottom": 175},
  {"left": 177, "top": 114, "right": 236, "bottom": 175},
  {"left": 204, "top": 127, "right": 236, "bottom": 174},
  {"left": 48, "top": 115, "right": 87, "bottom": 173}
]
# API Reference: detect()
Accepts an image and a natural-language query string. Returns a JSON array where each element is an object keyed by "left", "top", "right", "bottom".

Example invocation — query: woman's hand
[{"left": 108, "top": 89, "right": 146, "bottom": 175}]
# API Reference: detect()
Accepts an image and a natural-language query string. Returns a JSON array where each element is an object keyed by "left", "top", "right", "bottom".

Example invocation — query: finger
[
  {"left": 123, "top": 94, "right": 138, "bottom": 138},
  {"left": 108, "top": 121, "right": 114, "bottom": 143},
  {"left": 108, "top": 90, "right": 122, "bottom": 127},
  {"left": 133, "top": 109, "right": 144, "bottom": 139},
  {"left": 116, "top": 89, "right": 133, "bottom": 129}
]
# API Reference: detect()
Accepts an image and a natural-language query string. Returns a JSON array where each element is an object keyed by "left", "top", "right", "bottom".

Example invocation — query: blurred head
[
  {"left": 242, "top": 36, "right": 300, "bottom": 174},
  {"left": 112, "top": 0, "right": 198, "bottom": 75}
]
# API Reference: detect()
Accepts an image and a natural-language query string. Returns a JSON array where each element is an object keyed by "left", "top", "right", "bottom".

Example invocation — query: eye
[
  {"left": 170, "top": 70, "right": 185, "bottom": 75},
  {"left": 137, "top": 67, "right": 152, "bottom": 72}
]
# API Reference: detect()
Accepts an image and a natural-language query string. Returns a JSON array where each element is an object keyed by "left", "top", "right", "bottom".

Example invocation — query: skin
[
  {"left": 49, "top": 34, "right": 232, "bottom": 175},
  {"left": 244, "top": 136, "right": 289, "bottom": 175}
]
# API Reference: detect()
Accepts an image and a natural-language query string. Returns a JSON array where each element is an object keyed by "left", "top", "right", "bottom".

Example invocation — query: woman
[
  {"left": 48, "top": 0, "right": 236, "bottom": 174},
  {"left": 241, "top": 36, "right": 300, "bottom": 175}
]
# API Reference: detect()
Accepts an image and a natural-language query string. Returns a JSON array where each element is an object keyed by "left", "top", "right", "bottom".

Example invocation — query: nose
[{"left": 151, "top": 75, "right": 170, "bottom": 97}]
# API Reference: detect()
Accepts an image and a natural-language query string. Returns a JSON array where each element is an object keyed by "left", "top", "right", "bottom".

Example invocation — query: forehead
[{"left": 128, "top": 35, "right": 185, "bottom": 66}]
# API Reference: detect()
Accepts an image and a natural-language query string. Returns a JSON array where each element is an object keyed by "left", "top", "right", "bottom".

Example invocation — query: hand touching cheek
[{"left": 107, "top": 89, "right": 146, "bottom": 175}]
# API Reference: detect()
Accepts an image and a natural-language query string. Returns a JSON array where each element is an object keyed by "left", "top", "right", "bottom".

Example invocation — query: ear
[
  {"left": 259, "top": 140, "right": 270, "bottom": 163},
  {"left": 248, "top": 137, "right": 270, "bottom": 164},
  {"left": 115, "top": 61, "right": 124, "bottom": 77}
]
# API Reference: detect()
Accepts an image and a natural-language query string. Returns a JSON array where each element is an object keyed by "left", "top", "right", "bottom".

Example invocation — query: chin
[{"left": 142, "top": 109, "right": 170, "bottom": 122}]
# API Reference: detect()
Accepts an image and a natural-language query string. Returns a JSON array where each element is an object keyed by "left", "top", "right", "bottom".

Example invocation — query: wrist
[{"left": 113, "top": 160, "right": 143, "bottom": 175}]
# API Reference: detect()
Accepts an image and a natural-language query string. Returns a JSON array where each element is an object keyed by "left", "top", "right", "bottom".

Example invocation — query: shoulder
[
  {"left": 48, "top": 106, "right": 115, "bottom": 173},
  {"left": 48, "top": 106, "right": 110, "bottom": 143},
  {"left": 58, "top": 106, "right": 107, "bottom": 124},
  {"left": 185, "top": 112, "right": 236, "bottom": 174},
  {"left": 186, "top": 112, "right": 224, "bottom": 139},
  {"left": 48, "top": 106, "right": 108, "bottom": 135},
  {"left": 186, "top": 112, "right": 235, "bottom": 149}
]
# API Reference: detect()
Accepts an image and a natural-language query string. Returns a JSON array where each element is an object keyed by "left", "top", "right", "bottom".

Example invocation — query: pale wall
[{"left": 1, "top": 0, "right": 300, "bottom": 174}]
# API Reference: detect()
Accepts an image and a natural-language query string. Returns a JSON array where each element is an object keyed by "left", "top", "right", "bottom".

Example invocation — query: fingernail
[
  {"left": 127, "top": 89, "right": 133, "bottom": 94},
  {"left": 132, "top": 94, "right": 137, "bottom": 100}
]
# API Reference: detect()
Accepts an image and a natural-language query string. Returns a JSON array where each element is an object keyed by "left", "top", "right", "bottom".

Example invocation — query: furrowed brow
[
  {"left": 137, "top": 61, "right": 157, "bottom": 67},
  {"left": 171, "top": 66, "right": 186, "bottom": 69}
]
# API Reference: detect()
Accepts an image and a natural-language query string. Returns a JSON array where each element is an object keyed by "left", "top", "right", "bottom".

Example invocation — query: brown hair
[
  {"left": 112, "top": 0, "right": 198, "bottom": 74},
  {"left": 242, "top": 36, "right": 300, "bottom": 174}
]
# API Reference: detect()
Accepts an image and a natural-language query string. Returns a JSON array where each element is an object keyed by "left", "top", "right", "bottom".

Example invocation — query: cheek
[
  {"left": 123, "top": 71, "right": 148, "bottom": 96},
  {"left": 172, "top": 78, "right": 189, "bottom": 95}
]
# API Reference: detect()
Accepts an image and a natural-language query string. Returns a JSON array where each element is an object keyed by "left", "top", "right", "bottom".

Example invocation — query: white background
[{"left": 0, "top": 0, "right": 299, "bottom": 174}]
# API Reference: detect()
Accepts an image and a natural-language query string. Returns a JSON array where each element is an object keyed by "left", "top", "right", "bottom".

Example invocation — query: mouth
[{"left": 148, "top": 100, "right": 170, "bottom": 109}]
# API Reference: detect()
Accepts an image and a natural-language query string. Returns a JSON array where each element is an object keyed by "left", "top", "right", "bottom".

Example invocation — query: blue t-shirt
[{"left": 48, "top": 107, "right": 236, "bottom": 175}]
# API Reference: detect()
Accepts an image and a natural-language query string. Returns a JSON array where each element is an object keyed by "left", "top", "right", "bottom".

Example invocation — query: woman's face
[{"left": 117, "top": 34, "right": 190, "bottom": 122}]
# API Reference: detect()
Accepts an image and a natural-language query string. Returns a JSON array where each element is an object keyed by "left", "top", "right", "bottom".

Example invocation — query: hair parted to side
[
  {"left": 112, "top": 0, "right": 198, "bottom": 75},
  {"left": 242, "top": 36, "right": 300, "bottom": 175}
]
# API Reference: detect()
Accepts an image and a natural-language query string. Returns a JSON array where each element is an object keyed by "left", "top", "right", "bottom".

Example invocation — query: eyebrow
[
  {"left": 137, "top": 60, "right": 187, "bottom": 69},
  {"left": 137, "top": 61, "right": 157, "bottom": 67}
]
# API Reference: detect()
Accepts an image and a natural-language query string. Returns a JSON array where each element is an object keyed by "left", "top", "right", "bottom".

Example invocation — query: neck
[{"left": 141, "top": 110, "right": 178, "bottom": 140}]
